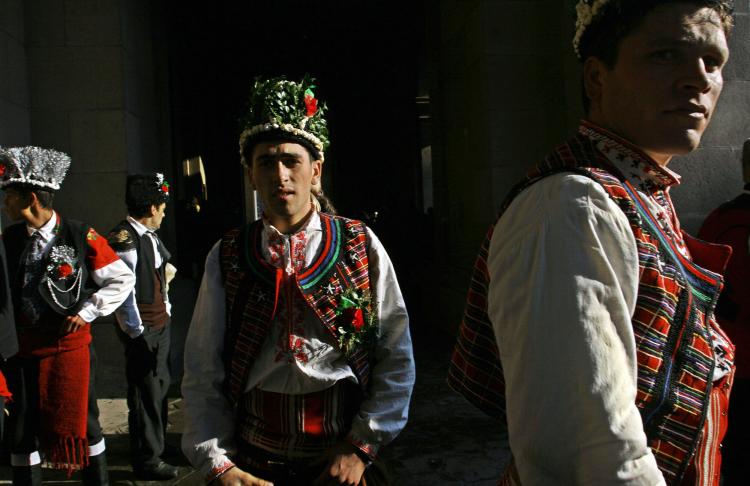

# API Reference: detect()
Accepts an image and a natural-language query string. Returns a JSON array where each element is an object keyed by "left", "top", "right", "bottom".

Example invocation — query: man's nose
[
  {"left": 680, "top": 58, "right": 716, "bottom": 94},
  {"left": 275, "top": 161, "right": 290, "bottom": 181}
]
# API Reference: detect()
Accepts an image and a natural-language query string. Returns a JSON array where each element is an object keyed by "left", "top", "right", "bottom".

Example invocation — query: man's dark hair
[
  {"left": 241, "top": 130, "right": 322, "bottom": 167},
  {"left": 5, "top": 184, "right": 55, "bottom": 209},
  {"left": 125, "top": 174, "right": 169, "bottom": 219},
  {"left": 580, "top": 0, "right": 734, "bottom": 113},
  {"left": 127, "top": 203, "right": 157, "bottom": 219}
]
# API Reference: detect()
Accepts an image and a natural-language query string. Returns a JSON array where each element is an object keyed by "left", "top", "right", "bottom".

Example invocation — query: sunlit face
[
  {"left": 586, "top": 4, "right": 729, "bottom": 165},
  {"left": 249, "top": 141, "right": 322, "bottom": 233},
  {"left": 150, "top": 202, "right": 166, "bottom": 230},
  {"left": 3, "top": 187, "right": 31, "bottom": 222}
]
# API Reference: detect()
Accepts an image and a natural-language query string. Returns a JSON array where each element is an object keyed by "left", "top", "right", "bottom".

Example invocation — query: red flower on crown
[
  {"left": 0, "top": 164, "right": 6, "bottom": 177},
  {"left": 304, "top": 88, "right": 318, "bottom": 117}
]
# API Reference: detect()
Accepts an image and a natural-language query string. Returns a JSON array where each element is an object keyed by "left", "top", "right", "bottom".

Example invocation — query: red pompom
[{"left": 57, "top": 263, "right": 74, "bottom": 278}]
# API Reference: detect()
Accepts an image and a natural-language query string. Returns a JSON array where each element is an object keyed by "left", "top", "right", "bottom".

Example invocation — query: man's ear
[
  {"left": 583, "top": 56, "right": 607, "bottom": 110},
  {"left": 27, "top": 191, "right": 40, "bottom": 209},
  {"left": 311, "top": 160, "right": 323, "bottom": 186},
  {"left": 150, "top": 204, "right": 159, "bottom": 217}
]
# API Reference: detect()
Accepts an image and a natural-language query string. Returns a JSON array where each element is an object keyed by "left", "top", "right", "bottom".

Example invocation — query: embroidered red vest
[
  {"left": 219, "top": 212, "right": 372, "bottom": 405},
  {"left": 447, "top": 132, "right": 734, "bottom": 484}
]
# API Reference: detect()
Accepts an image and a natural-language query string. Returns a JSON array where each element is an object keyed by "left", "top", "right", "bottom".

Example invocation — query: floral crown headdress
[
  {"left": 238, "top": 75, "right": 329, "bottom": 165},
  {"left": 573, "top": 0, "right": 613, "bottom": 59},
  {"left": 0, "top": 146, "right": 71, "bottom": 191}
]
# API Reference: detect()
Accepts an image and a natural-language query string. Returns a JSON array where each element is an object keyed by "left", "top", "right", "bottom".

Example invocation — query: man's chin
[{"left": 646, "top": 132, "right": 704, "bottom": 159}]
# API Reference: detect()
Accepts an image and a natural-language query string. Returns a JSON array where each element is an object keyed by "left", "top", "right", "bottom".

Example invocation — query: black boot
[
  {"left": 81, "top": 453, "right": 110, "bottom": 486},
  {"left": 11, "top": 465, "right": 42, "bottom": 486}
]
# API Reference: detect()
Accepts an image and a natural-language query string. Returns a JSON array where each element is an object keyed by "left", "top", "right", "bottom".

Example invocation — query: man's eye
[
  {"left": 703, "top": 56, "right": 724, "bottom": 70},
  {"left": 650, "top": 50, "right": 678, "bottom": 62}
]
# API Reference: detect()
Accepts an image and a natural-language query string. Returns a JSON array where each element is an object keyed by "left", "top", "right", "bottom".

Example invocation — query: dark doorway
[{"left": 162, "top": 1, "right": 427, "bottom": 285}]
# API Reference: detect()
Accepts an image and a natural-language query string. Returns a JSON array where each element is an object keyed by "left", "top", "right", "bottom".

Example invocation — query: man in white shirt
[
  {"left": 108, "top": 173, "right": 178, "bottom": 481},
  {"left": 181, "top": 77, "right": 415, "bottom": 486},
  {"left": 448, "top": 1, "right": 736, "bottom": 485},
  {"left": 0, "top": 146, "right": 135, "bottom": 486}
]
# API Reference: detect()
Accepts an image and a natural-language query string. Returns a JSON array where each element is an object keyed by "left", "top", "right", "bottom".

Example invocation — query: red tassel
[{"left": 48, "top": 436, "right": 88, "bottom": 477}]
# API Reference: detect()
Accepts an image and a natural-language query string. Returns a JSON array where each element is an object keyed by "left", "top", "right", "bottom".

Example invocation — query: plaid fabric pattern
[
  {"left": 219, "top": 212, "right": 373, "bottom": 405},
  {"left": 236, "top": 380, "right": 360, "bottom": 460},
  {"left": 448, "top": 124, "right": 734, "bottom": 484},
  {"left": 445, "top": 224, "right": 506, "bottom": 420}
]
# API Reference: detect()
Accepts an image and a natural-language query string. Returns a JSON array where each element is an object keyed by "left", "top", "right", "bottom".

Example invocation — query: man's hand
[
  {"left": 216, "top": 467, "right": 273, "bottom": 486},
  {"left": 61, "top": 315, "right": 88, "bottom": 334},
  {"left": 314, "top": 444, "right": 366, "bottom": 486}
]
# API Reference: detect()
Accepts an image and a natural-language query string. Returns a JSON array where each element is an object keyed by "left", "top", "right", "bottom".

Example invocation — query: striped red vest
[
  {"left": 448, "top": 131, "right": 734, "bottom": 483},
  {"left": 219, "top": 212, "right": 373, "bottom": 405}
]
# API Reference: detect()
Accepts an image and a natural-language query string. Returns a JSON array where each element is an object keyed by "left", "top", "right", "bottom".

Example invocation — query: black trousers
[
  {"left": 239, "top": 449, "right": 390, "bottom": 486},
  {"left": 1, "top": 395, "right": 5, "bottom": 446},
  {"left": 3, "top": 345, "right": 103, "bottom": 458},
  {"left": 116, "top": 324, "right": 171, "bottom": 469}
]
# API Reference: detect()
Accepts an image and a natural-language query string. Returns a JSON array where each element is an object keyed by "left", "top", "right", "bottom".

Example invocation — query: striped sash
[{"left": 236, "top": 380, "right": 361, "bottom": 460}]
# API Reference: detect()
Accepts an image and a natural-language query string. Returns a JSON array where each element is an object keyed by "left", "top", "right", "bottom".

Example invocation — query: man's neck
[
  {"left": 26, "top": 207, "right": 54, "bottom": 230},
  {"left": 132, "top": 215, "right": 157, "bottom": 232},
  {"left": 268, "top": 208, "right": 314, "bottom": 235},
  {"left": 585, "top": 115, "right": 673, "bottom": 167},
  {"left": 642, "top": 150, "right": 672, "bottom": 168}
]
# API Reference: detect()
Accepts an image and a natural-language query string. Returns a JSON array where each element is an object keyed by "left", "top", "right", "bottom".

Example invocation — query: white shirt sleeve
[
  {"left": 77, "top": 258, "right": 136, "bottom": 323},
  {"left": 348, "top": 228, "right": 416, "bottom": 455},
  {"left": 113, "top": 249, "right": 145, "bottom": 338},
  {"left": 488, "top": 174, "right": 665, "bottom": 485},
  {"left": 181, "top": 241, "right": 237, "bottom": 477}
]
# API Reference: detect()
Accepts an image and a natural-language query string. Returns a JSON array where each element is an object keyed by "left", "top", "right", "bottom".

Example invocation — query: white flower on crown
[
  {"left": 156, "top": 173, "right": 164, "bottom": 185},
  {"left": 573, "top": 0, "right": 613, "bottom": 59}
]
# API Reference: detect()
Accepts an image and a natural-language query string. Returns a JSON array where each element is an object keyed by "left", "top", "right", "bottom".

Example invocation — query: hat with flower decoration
[
  {"left": 238, "top": 75, "right": 329, "bottom": 165},
  {"left": 126, "top": 173, "right": 170, "bottom": 210},
  {"left": 0, "top": 146, "right": 71, "bottom": 191}
]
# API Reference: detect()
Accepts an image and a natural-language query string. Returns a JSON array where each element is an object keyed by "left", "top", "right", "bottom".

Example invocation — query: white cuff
[{"left": 11, "top": 451, "right": 41, "bottom": 466}]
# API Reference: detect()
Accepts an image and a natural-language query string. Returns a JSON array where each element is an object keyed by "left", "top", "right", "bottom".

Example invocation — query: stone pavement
[{"left": 0, "top": 276, "right": 510, "bottom": 485}]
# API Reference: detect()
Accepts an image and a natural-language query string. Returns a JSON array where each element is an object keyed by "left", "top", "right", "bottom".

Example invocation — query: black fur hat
[{"left": 126, "top": 173, "right": 170, "bottom": 209}]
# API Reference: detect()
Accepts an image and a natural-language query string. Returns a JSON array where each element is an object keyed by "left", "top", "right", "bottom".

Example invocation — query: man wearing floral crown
[
  {"left": 448, "top": 1, "right": 735, "bottom": 485},
  {"left": 181, "top": 76, "right": 415, "bottom": 486},
  {"left": 107, "top": 173, "right": 178, "bottom": 481},
  {"left": 0, "top": 146, "right": 135, "bottom": 486}
]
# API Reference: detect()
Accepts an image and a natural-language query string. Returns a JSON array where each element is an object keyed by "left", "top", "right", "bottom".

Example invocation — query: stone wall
[
  {"left": 429, "top": 0, "right": 572, "bottom": 326},
  {"left": 20, "top": 0, "right": 171, "bottom": 237},
  {"left": 0, "top": 0, "right": 31, "bottom": 152}
]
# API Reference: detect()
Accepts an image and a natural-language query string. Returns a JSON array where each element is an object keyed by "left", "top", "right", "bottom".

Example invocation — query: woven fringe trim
[{"left": 46, "top": 436, "right": 89, "bottom": 477}]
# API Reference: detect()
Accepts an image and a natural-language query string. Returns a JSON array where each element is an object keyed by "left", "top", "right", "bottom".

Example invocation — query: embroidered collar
[
  {"left": 261, "top": 211, "right": 321, "bottom": 274},
  {"left": 26, "top": 211, "right": 59, "bottom": 241},
  {"left": 579, "top": 120, "right": 681, "bottom": 193},
  {"left": 262, "top": 210, "right": 320, "bottom": 238}
]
